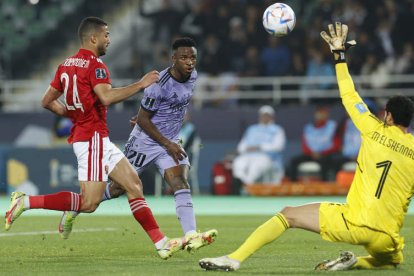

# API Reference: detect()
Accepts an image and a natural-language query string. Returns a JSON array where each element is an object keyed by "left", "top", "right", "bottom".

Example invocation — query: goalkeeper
[{"left": 199, "top": 22, "right": 414, "bottom": 272}]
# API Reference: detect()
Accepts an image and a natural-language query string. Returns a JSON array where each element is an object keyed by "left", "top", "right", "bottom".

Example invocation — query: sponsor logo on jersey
[
  {"left": 95, "top": 68, "right": 107, "bottom": 79},
  {"left": 170, "top": 95, "right": 191, "bottom": 112},
  {"left": 355, "top": 103, "right": 368, "bottom": 114}
]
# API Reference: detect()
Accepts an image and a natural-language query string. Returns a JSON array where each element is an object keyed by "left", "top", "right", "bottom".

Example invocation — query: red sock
[
  {"left": 29, "top": 192, "right": 81, "bottom": 211},
  {"left": 129, "top": 198, "right": 164, "bottom": 243}
]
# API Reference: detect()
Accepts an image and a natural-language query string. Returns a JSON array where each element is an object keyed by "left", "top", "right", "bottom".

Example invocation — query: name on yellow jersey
[{"left": 371, "top": 131, "right": 414, "bottom": 160}]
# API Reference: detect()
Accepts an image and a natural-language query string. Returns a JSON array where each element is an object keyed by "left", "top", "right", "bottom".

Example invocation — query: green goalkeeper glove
[{"left": 320, "top": 22, "right": 356, "bottom": 63}]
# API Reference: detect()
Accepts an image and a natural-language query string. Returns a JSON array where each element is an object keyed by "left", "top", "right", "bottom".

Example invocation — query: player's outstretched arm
[
  {"left": 41, "top": 86, "right": 67, "bottom": 117},
  {"left": 94, "top": 70, "right": 160, "bottom": 105},
  {"left": 320, "top": 22, "right": 378, "bottom": 134},
  {"left": 320, "top": 22, "right": 356, "bottom": 64}
]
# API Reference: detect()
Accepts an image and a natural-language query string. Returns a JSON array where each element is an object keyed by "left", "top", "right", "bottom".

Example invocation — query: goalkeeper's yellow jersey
[{"left": 337, "top": 63, "right": 414, "bottom": 238}]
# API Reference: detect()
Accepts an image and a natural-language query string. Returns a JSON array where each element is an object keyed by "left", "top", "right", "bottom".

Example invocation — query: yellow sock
[
  {"left": 354, "top": 256, "right": 397, "bottom": 269},
  {"left": 228, "top": 213, "right": 289, "bottom": 262}
]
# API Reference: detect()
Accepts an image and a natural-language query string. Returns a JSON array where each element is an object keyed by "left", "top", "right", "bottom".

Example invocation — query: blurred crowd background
[
  {"left": 1, "top": 0, "right": 414, "bottom": 83},
  {"left": 0, "top": 0, "right": 414, "bottom": 195}
]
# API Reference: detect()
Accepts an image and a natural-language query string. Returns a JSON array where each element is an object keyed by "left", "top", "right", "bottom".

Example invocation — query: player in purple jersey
[{"left": 58, "top": 37, "right": 217, "bottom": 253}]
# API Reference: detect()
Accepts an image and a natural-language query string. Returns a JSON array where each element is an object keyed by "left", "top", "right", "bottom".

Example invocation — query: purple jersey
[{"left": 130, "top": 67, "right": 197, "bottom": 145}]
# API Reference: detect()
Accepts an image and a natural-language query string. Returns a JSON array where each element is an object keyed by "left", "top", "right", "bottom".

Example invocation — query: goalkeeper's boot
[
  {"left": 314, "top": 251, "right": 357, "bottom": 271},
  {"left": 184, "top": 229, "right": 218, "bottom": 253},
  {"left": 5, "top": 192, "right": 26, "bottom": 231},
  {"left": 157, "top": 237, "right": 184, "bottom": 260},
  {"left": 58, "top": 211, "right": 78, "bottom": 239},
  {"left": 199, "top": 255, "right": 241, "bottom": 271}
]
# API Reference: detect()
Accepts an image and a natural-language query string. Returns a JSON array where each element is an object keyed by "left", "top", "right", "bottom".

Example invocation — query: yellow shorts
[{"left": 319, "top": 202, "right": 404, "bottom": 265}]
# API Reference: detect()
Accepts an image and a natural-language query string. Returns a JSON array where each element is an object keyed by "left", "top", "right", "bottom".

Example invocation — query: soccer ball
[{"left": 262, "top": 3, "right": 296, "bottom": 37}]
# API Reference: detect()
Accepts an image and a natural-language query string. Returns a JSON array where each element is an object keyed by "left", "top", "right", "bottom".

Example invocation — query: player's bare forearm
[
  {"left": 95, "top": 83, "right": 145, "bottom": 105},
  {"left": 41, "top": 86, "right": 67, "bottom": 116},
  {"left": 44, "top": 100, "right": 68, "bottom": 117},
  {"left": 138, "top": 118, "right": 187, "bottom": 164},
  {"left": 94, "top": 71, "right": 159, "bottom": 105},
  {"left": 136, "top": 107, "right": 186, "bottom": 164},
  {"left": 137, "top": 116, "right": 171, "bottom": 147}
]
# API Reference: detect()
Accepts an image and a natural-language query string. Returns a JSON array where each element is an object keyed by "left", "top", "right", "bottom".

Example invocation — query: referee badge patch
[
  {"left": 95, "top": 68, "right": 107, "bottom": 79},
  {"left": 355, "top": 102, "right": 368, "bottom": 114}
]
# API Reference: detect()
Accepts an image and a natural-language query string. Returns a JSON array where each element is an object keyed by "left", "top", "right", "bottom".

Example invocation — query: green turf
[{"left": 1, "top": 215, "right": 414, "bottom": 275}]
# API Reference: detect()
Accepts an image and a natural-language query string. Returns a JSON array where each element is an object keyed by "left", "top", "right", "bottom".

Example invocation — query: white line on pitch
[{"left": 0, "top": 228, "right": 118, "bottom": 237}]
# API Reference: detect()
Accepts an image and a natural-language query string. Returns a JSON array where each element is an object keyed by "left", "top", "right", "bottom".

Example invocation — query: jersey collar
[
  {"left": 168, "top": 67, "right": 191, "bottom": 83},
  {"left": 78, "top": 48, "right": 98, "bottom": 58}
]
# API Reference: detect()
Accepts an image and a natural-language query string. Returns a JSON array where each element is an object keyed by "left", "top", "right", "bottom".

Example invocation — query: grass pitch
[{"left": 1, "top": 215, "right": 414, "bottom": 276}]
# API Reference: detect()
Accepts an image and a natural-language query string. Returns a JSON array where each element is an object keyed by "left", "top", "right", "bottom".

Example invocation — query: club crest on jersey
[
  {"left": 144, "top": 97, "right": 156, "bottom": 108},
  {"left": 95, "top": 68, "right": 107, "bottom": 79},
  {"left": 355, "top": 102, "right": 368, "bottom": 114}
]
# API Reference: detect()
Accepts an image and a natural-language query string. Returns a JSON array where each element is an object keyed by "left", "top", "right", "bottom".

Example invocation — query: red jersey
[{"left": 50, "top": 49, "right": 111, "bottom": 143}]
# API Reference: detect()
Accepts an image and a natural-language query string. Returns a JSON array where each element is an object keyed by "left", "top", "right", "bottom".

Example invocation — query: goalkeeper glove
[{"left": 320, "top": 22, "right": 356, "bottom": 63}]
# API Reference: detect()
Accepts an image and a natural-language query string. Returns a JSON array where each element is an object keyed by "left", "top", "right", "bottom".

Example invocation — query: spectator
[
  {"left": 203, "top": 4, "right": 230, "bottom": 41},
  {"left": 152, "top": 44, "right": 171, "bottom": 70},
  {"left": 338, "top": 117, "right": 360, "bottom": 161},
  {"left": 360, "top": 53, "right": 391, "bottom": 89},
  {"left": 232, "top": 105, "right": 286, "bottom": 185},
  {"left": 347, "top": 31, "right": 381, "bottom": 74},
  {"left": 239, "top": 46, "right": 263, "bottom": 77},
  {"left": 328, "top": 116, "right": 361, "bottom": 179},
  {"left": 200, "top": 34, "right": 226, "bottom": 74},
  {"left": 299, "top": 48, "right": 335, "bottom": 104},
  {"left": 333, "top": 99, "right": 378, "bottom": 172},
  {"left": 260, "top": 36, "right": 291, "bottom": 76},
  {"left": 194, "top": 71, "right": 240, "bottom": 109},
  {"left": 179, "top": 111, "right": 201, "bottom": 192},
  {"left": 284, "top": 52, "right": 306, "bottom": 91},
  {"left": 393, "top": 42, "right": 414, "bottom": 75},
  {"left": 179, "top": 2, "right": 205, "bottom": 43},
  {"left": 139, "top": 0, "right": 184, "bottom": 44},
  {"left": 5, "top": 0, "right": 411, "bottom": 83},
  {"left": 244, "top": 5, "right": 267, "bottom": 49},
  {"left": 376, "top": 19, "right": 395, "bottom": 58},
  {"left": 224, "top": 16, "right": 248, "bottom": 72},
  {"left": 237, "top": 46, "right": 266, "bottom": 105},
  {"left": 179, "top": 111, "right": 200, "bottom": 164},
  {"left": 288, "top": 105, "right": 340, "bottom": 181},
  {"left": 301, "top": 48, "right": 335, "bottom": 90}
]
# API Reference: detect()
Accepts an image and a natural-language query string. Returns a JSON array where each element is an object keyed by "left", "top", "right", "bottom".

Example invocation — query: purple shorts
[{"left": 123, "top": 135, "right": 190, "bottom": 177}]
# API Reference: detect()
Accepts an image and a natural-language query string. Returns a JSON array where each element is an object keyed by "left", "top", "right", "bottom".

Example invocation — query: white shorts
[{"left": 73, "top": 132, "right": 124, "bottom": 182}]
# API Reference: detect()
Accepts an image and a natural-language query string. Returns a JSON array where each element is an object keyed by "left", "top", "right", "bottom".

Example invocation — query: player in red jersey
[{"left": 5, "top": 16, "right": 183, "bottom": 260}]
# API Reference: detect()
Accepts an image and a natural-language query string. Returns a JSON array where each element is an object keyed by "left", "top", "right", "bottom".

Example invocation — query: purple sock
[{"left": 174, "top": 189, "right": 196, "bottom": 235}]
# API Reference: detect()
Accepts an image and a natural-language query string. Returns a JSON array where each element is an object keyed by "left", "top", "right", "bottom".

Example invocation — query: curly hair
[{"left": 385, "top": 95, "right": 414, "bottom": 127}]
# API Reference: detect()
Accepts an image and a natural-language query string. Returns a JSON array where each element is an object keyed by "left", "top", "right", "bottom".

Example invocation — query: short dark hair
[
  {"left": 78, "top": 17, "right": 107, "bottom": 43},
  {"left": 172, "top": 37, "right": 196, "bottom": 51},
  {"left": 385, "top": 95, "right": 414, "bottom": 127}
]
